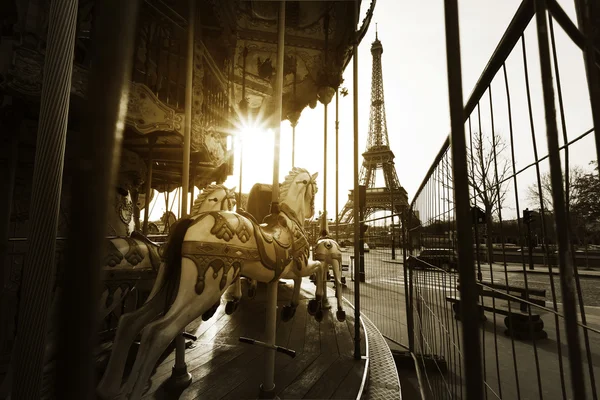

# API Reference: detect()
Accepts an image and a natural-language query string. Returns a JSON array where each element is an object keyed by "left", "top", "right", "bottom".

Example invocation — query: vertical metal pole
[
  {"left": 335, "top": 89, "right": 339, "bottom": 243},
  {"left": 402, "top": 210, "right": 414, "bottom": 352},
  {"left": 271, "top": 0, "right": 284, "bottom": 213},
  {"left": 443, "top": 0, "right": 483, "bottom": 398},
  {"left": 11, "top": 1, "right": 78, "bottom": 397},
  {"left": 525, "top": 211, "right": 535, "bottom": 270},
  {"left": 55, "top": 0, "right": 141, "bottom": 398},
  {"left": 190, "top": 165, "right": 196, "bottom": 215},
  {"left": 292, "top": 123, "right": 296, "bottom": 168},
  {"left": 171, "top": 0, "right": 195, "bottom": 388},
  {"left": 261, "top": 2, "right": 284, "bottom": 398},
  {"left": 142, "top": 136, "right": 155, "bottom": 235},
  {"left": 352, "top": 0, "right": 362, "bottom": 361},
  {"left": 181, "top": 0, "right": 194, "bottom": 219},
  {"left": 574, "top": 0, "right": 600, "bottom": 165},
  {"left": 323, "top": 103, "right": 328, "bottom": 223},
  {"left": 238, "top": 47, "right": 248, "bottom": 209},
  {"left": 535, "top": 1, "right": 586, "bottom": 397}
]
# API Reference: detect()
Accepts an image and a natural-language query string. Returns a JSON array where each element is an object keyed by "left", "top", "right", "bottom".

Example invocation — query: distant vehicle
[
  {"left": 413, "top": 248, "right": 458, "bottom": 271},
  {"left": 364, "top": 243, "right": 370, "bottom": 253}
]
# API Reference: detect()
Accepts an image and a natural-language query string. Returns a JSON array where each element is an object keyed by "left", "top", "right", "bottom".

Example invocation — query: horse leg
[
  {"left": 97, "top": 281, "right": 168, "bottom": 399},
  {"left": 281, "top": 275, "right": 301, "bottom": 322},
  {"left": 121, "top": 259, "right": 234, "bottom": 400},
  {"left": 308, "top": 263, "right": 326, "bottom": 321},
  {"left": 331, "top": 258, "right": 346, "bottom": 321},
  {"left": 321, "top": 263, "right": 332, "bottom": 310},
  {"left": 225, "top": 277, "right": 242, "bottom": 315},
  {"left": 314, "top": 264, "right": 326, "bottom": 321}
]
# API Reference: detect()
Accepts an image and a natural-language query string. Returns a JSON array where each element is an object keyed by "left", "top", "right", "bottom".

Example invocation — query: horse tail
[
  {"left": 319, "top": 211, "right": 329, "bottom": 238},
  {"left": 162, "top": 217, "right": 194, "bottom": 309}
]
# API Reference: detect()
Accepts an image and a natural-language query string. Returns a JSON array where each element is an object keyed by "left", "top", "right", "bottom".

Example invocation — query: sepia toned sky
[{"left": 150, "top": 0, "right": 597, "bottom": 223}]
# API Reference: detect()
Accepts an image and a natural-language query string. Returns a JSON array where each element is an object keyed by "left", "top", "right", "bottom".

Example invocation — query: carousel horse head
[
  {"left": 279, "top": 167, "right": 318, "bottom": 222},
  {"left": 191, "top": 184, "right": 237, "bottom": 215}
]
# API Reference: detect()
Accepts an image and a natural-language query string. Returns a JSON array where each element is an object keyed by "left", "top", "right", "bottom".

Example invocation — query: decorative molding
[{"left": 125, "top": 82, "right": 184, "bottom": 135}]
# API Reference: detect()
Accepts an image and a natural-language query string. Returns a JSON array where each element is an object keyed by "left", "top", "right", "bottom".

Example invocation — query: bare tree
[
  {"left": 528, "top": 164, "right": 600, "bottom": 258},
  {"left": 526, "top": 166, "right": 584, "bottom": 213},
  {"left": 468, "top": 132, "right": 510, "bottom": 263},
  {"left": 467, "top": 133, "right": 510, "bottom": 220},
  {"left": 436, "top": 132, "right": 510, "bottom": 262}
]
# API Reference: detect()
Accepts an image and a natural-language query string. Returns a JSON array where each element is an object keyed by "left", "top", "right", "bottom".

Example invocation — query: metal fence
[
  {"left": 338, "top": 214, "right": 409, "bottom": 349},
  {"left": 404, "top": 0, "right": 600, "bottom": 398}
]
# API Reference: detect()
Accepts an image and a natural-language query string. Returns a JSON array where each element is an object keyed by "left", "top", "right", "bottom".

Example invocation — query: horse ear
[{"left": 311, "top": 172, "right": 318, "bottom": 181}]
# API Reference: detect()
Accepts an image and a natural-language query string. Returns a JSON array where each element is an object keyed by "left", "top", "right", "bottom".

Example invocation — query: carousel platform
[{"left": 137, "top": 278, "right": 369, "bottom": 400}]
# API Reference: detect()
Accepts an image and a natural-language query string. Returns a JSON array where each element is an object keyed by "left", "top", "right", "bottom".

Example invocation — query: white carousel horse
[
  {"left": 309, "top": 211, "right": 346, "bottom": 322},
  {"left": 97, "top": 184, "right": 235, "bottom": 399},
  {"left": 159, "top": 211, "right": 177, "bottom": 234},
  {"left": 98, "top": 168, "right": 322, "bottom": 400},
  {"left": 101, "top": 184, "right": 236, "bottom": 296}
]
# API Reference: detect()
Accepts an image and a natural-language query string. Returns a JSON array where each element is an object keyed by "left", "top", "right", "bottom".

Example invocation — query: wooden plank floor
[{"left": 143, "top": 278, "right": 366, "bottom": 400}]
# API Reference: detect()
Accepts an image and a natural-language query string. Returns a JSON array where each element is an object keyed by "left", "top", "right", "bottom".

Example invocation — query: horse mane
[{"left": 279, "top": 167, "right": 317, "bottom": 202}]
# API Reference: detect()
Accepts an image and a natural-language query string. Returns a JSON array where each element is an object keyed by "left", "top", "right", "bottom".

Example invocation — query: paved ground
[{"left": 335, "top": 247, "right": 600, "bottom": 399}]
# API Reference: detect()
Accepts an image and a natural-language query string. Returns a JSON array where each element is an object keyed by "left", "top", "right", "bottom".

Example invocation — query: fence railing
[{"left": 403, "top": 0, "right": 600, "bottom": 398}]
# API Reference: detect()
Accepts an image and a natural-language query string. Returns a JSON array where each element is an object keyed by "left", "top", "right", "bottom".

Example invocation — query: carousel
[{"left": 0, "top": 0, "right": 383, "bottom": 399}]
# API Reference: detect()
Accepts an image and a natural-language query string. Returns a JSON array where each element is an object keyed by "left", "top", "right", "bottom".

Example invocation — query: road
[{"left": 335, "top": 247, "right": 600, "bottom": 399}]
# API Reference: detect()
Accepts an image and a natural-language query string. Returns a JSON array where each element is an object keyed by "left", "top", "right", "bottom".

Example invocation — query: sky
[{"left": 148, "top": 0, "right": 597, "bottom": 223}]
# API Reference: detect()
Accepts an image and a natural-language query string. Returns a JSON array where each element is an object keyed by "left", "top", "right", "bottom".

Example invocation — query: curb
[
  {"left": 382, "top": 259, "right": 600, "bottom": 278},
  {"left": 498, "top": 267, "right": 600, "bottom": 279}
]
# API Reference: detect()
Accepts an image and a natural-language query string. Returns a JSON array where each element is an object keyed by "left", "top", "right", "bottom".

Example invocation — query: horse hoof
[
  {"left": 336, "top": 310, "right": 346, "bottom": 322},
  {"left": 307, "top": 299, "right": 319, "bottom": 315},
  {"left": 225, "top": 301, "right": 238, "bottom": 315},
  {"left": 315, "top": 309, "right": 324, "bottom": 322},
  {"left": 281, "top": 305, "right": 296, "bottom": 322},
  {"left": 248, "top": 287, "right": 256, "bottom": 299}
]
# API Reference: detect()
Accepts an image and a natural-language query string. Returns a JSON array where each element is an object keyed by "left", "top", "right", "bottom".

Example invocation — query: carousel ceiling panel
[{"left": 230, "top": 0, "right": 372, "bottom": 126}]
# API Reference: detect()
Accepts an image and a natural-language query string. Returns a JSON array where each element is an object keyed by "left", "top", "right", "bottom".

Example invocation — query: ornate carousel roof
[{"left": 0, "top": 0, "right": 376, "bottom": 193}]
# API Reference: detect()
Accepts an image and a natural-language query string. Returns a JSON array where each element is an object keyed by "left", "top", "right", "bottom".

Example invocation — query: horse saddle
[
  {"left": 130, "top": 231, "right": 164, "bottom": 269},
  {"left": 314, "top": 237, "right": 342, "bottom": 263},
  {"left": 251, "top": 213, "right": 294, "bottom": 280}
]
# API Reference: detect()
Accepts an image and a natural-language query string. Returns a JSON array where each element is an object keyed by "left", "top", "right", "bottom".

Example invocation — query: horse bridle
[{"left": 207, "top": 193, "right": 236, "bottom": 211}]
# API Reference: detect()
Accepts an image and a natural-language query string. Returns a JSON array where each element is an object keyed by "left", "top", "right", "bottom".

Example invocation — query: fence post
[
  {"left": 443, "top": 0, "right": 483, "bottom": 398},
  {"left": 402, "top": 209, "right": 414, "bottom": 352},
  {"left": 352, "top": 0, "right": 362, "bottom": 362},
  {"left": 535, "top": 1, "right": 586, "bottom": 398},
  {"left": 573, "top": 0, "right": 600, "bottom": 164}
]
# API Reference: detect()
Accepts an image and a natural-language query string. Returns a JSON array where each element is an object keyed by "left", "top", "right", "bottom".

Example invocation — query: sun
[{"left": 224, "top": 119, "right": 275, "bottom": 193}]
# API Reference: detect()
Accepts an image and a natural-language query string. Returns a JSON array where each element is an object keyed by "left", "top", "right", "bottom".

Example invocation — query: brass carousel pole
[
  {"left": 335, "top": 89, "right": 339, "bottom": 243},
  {"left": 181, "top": 0, "right": 195, "bottom": 220},
  {"left": 352, "top": 0, "right": 362, "bottom": 361},
  {"left": 291, "top": 121, "right": 297, "bottom": 168},
  {"left": 262, "top": 1, "right": 285, "bottom": 397},
  {"left": 291, "top": 57, "right": 297, "bottom": 168},
  {"left": 142, "top": 136, "right": 156, "bottom": 236},
  {"left": 169, "top": 0, "right": 195, "bottom": 390},
  {"left": 238, "top": 47, "right": 248, "bottom": 209}
]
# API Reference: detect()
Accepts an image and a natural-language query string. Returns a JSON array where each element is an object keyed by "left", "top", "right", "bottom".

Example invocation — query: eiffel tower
[{"left": 338, "top": 31, "right": 408, "bottom": 223}]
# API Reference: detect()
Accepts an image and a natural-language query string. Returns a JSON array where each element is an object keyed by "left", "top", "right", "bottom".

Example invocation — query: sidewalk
[
  {"left": 382, "top": 258, "right": 600, "bottom": 278},
  {"left": 492, "top": 263, "right": 600, "bottom": 278}
]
